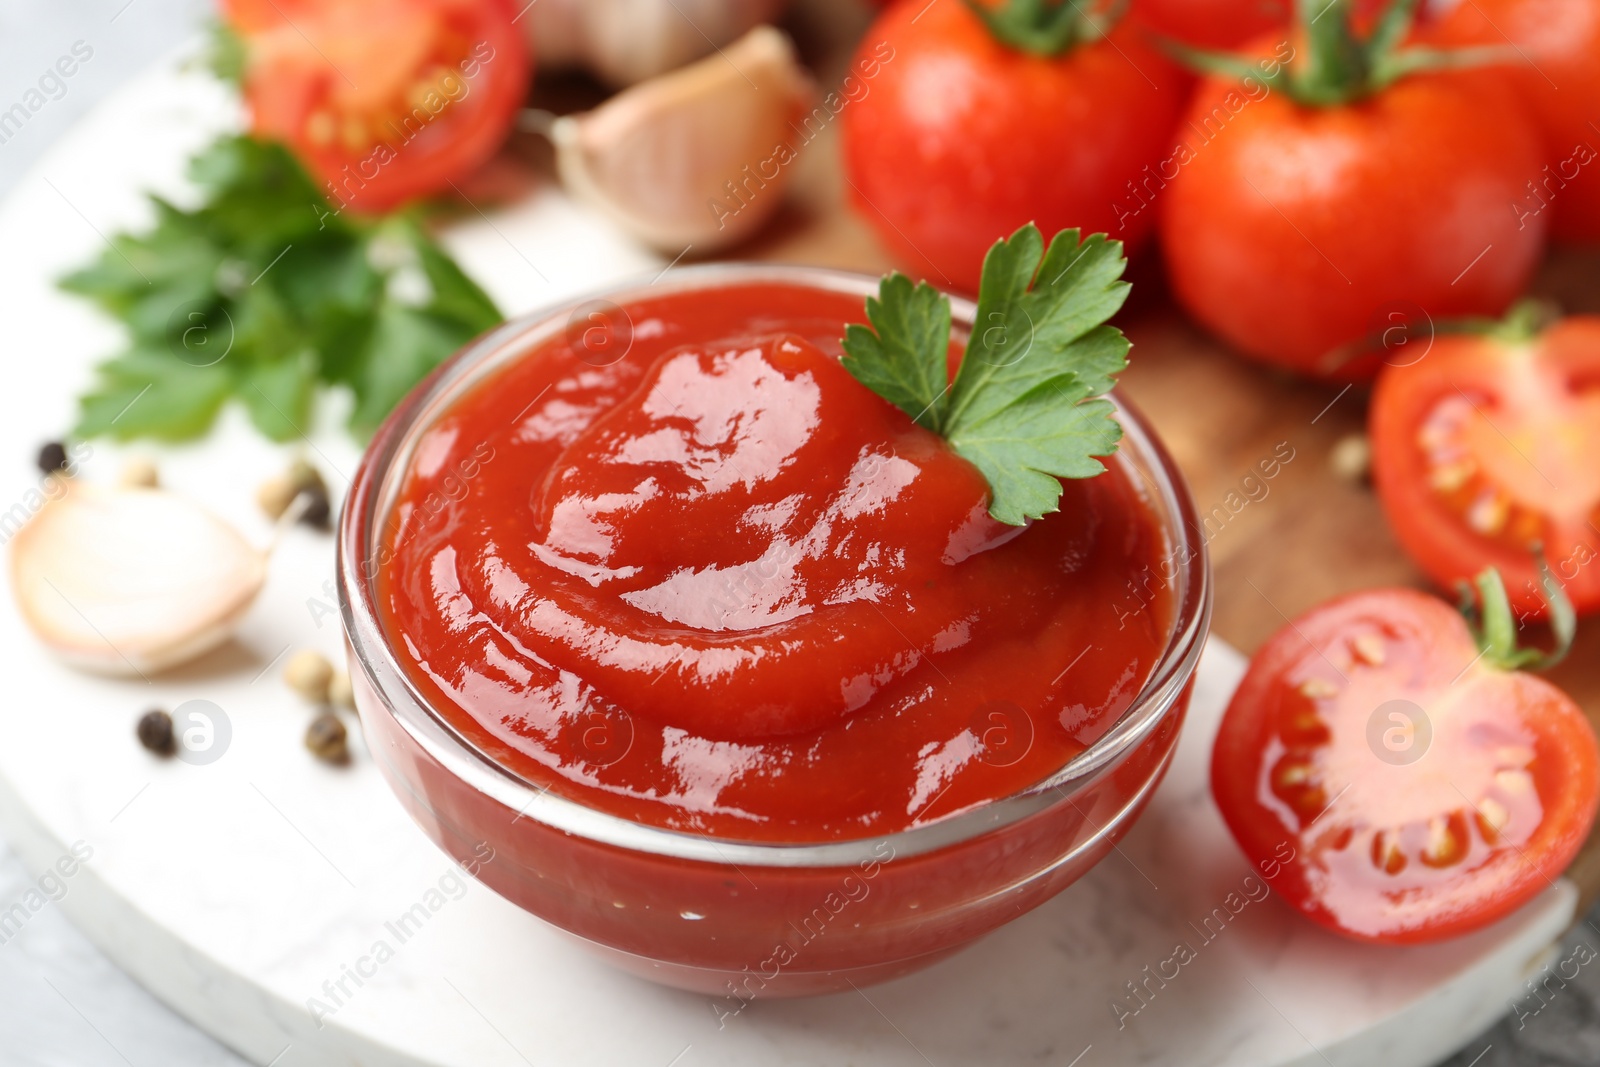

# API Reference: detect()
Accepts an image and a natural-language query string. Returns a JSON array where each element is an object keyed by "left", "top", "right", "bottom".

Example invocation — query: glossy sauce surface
[{"left": 378, "top": 283, "right": 1174, "bottom": 841}]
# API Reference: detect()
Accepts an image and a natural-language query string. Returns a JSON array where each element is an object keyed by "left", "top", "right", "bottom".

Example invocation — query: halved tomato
[
  {"left": 1370, "top": 313, "right": 1600, "bottom": 617},
  {"left": 1212, "top": 584, "right": 1599, "bottom": 944},
  {"left": 223, "top": 0, "right": 532, "bottom": 214}
]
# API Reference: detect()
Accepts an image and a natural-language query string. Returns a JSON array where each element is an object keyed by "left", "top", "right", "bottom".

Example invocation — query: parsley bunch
[
  {"left": 842, "top": 224, "right": 1131, "bottom": 525},
  {"left": 64, "top": 135, "right": 501, "bottom": 442}
]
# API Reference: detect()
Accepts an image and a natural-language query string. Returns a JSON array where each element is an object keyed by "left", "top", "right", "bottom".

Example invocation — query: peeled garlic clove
[
  {"left": 552, "top": 26, "right": 814, "bottom": 253},
  {"left": 526, "top": 0, "right": 787, "bottom": 88},
  {"left": 10, "top": 483, "right": 266, "bottom": 676}
]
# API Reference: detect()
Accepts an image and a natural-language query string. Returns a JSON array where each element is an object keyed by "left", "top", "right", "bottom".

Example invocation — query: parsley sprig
[
  {"left": 63, "top": 135, "right": 502, "bottom": 442},
  {"left": 842, "top": 224, "right": 1131, "bottom": 526}
]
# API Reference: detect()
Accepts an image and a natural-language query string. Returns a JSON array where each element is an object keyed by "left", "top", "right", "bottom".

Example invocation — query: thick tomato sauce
[{"left": 377, "top": 282, "right": 1173, "bottom": 841}]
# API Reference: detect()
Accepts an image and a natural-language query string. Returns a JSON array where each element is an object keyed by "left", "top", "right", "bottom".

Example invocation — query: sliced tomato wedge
[
  {"left": 1212, "top": 584, "right": 1598, "bottom": 944},
  {"left": 223, "top": 0, "right": 531, "bottom": 214},
  {"left": 1371, "top": 313, "right": 1600, "bottom": 617}
]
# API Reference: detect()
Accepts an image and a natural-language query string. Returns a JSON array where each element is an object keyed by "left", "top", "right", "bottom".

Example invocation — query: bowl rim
[{"left": 338, "top": 262, "right": 1213, "bottom": 868}]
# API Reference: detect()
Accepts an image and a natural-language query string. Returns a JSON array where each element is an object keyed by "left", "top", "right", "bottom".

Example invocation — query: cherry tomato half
[
  {"left": 1212, "top": 586, "right": 1598, "bottom": 944},
  {"left": 1371, "top": 314, "right": 1600, "bottom": 617},
  {"left": 224, "top": 0, "right": 531, "bottom": 214}
]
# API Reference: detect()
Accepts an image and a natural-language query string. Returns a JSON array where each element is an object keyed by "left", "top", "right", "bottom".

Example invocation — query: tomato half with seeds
[
  {"left": 1371, "top": 313, "right": 1600, "bottom": 618},
  {"left": 1212, "top": 585, "right": 1599, "bottom": 944},
  {"left": 223, "top": 0, "right": 531, "bottom": 214}
]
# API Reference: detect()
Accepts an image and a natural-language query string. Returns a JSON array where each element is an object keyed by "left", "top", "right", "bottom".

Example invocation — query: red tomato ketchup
[
  {"left": 351, "top": 275, "right": 1204, "bottom": 994},
  {"left": 376, "top": 283, "right": 1173, "bottom": 838}
]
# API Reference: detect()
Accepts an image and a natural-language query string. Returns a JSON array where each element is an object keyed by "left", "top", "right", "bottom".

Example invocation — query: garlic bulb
[
  {"left": 551, "top": 26, "right": 815, "bottom": 253},
  {"left": 10, "top": 483, "right": 266, "bottom": 676},
  {"left": 525, "top": 0, "right": 788, "bottom": 88}
]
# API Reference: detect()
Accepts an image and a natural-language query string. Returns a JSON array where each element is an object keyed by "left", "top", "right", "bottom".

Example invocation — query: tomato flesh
[
  {"left": 1371, "top": 317, "right": 1600, "bottom": 616},
  {"left": 1212, "top": 588, "right": 1599, "bottom": 943},
  {"left": 224, "top": 0, "right": 531, "bottom": 214}
]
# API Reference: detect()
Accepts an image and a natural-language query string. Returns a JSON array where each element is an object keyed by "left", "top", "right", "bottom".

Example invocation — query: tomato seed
[
  {"left": 1352, "top": 633, "right": 1386, "bottom": 666},
  {"left": 1372, "top": 831, "right": 1406, "bottom": 875},
  {"left": 1298, "top": 677, "right": 1339, "bottom": 700},
  {"left": 1421, "top": 813, "right": 1469, "bottom": 868}
]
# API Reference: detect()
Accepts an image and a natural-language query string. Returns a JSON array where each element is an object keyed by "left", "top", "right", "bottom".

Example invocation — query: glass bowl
[{"left": 337, "top": 264, "right": 1212, "bottom": 997}]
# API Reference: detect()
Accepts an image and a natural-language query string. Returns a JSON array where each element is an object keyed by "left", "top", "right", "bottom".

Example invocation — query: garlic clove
[
  {"left": 526, "top": 0, "right": 788, "bottom": 88},
  {"left": 10, "top": 483, "right": 266, "bottom": 676},
  {"left": 552, "top": 26, "right": 815, "bottom": 253}
]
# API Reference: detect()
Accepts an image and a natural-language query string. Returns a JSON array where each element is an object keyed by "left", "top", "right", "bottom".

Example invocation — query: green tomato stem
[
  {"left": 1436, "top": 299, "right": 1561, "bottom": 346},
  {"left": 1460, "top": 559, "right": 1576, "bottom": 673},
  {"left": 964, "top": 0, "right": 1128, "bottom": 57},
  {"left": 1487, "top": 299, "right": 1560, "bottom": 345},
  {"left": 1162, "top": 0, "right": 1518, "bottom": 106}
]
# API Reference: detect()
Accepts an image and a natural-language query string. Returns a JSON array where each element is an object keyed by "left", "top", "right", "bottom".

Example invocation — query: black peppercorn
[
  {"left": 305, "top": 712, "right": 349, "bottom": 764},
  {"left": 287, "top": 459, "right": 332, "bottom": 530},
  {"left": 36, "top": 441, "right": 68, "bottom": 476},
  {"left": 298, "top": 482, "right": 332, "bottom": 529},
  {"left": 137, "top": 709, "right": 176, "bottom": 756}
]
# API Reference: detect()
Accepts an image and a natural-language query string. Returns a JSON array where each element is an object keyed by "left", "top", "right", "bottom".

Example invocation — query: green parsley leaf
[
  {"left": 63, "top": 134, "right": 502, "bottom": 444},
  {"left": 841, "top": 223, "right": 1131, "bottom": 526},
  {"left": 73, "top": 345, "right": 234, "bottom": 442},
  {"left": 202, "top": 20, "right": 247, "bottom": 88},
  {"left": 349, "top": 303, "right": 472, "bottom": 435},
  {"left": 840, "top": 273, "right": 952, "bottom": 432}
]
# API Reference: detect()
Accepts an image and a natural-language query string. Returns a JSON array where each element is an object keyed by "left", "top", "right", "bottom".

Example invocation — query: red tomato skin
[
  {"left": 1160, "top": 48, "right": 1547, "bottom": 379},
  {"left": 1432, "top": 0, "right": 1600, "bottom": 243},
  {"left": 1128, "top": 0, "right": 1399, "bottom": 46},
  {"left": 840, "top": 0, "right": 1188, "bottom": 293},
  {"left": 1130, "top": 0, "right": 1289, "bottom": 49},
  {"left": 226, "top": 0, "right": 531, "bottom": 214},
  {"left": 1370, "top": 317, "right": 1600, "bottom": 617},
  {"left": 1212, "top": 588, "right": 1600, "bottom": 944},
  {"left": 219, "top": 0, "right": 285, "bottom": 32}
]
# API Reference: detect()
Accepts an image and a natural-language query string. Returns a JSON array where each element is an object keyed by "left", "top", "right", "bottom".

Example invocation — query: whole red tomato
[
  {"left": 1371, "top": 311, "right": 1600, "bottom": 617},
  {"left": 1213, "top": 584, "right": 1599, "bottom": 944},
  {"left": 1432, "top": 0, "right": 1600, "bottom": 243},
  {"left": 223, "top": 0, "right": 531, "bottom": 214},
  {"left": 840, "top": 0, "right": 1186, "bottom": 293},
  {"left": 1130, "top": 0, "right": 1289, "bottom": 48},
  {"left": 1160, "top": 38, "right": 1546, "bottom": 378}
]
